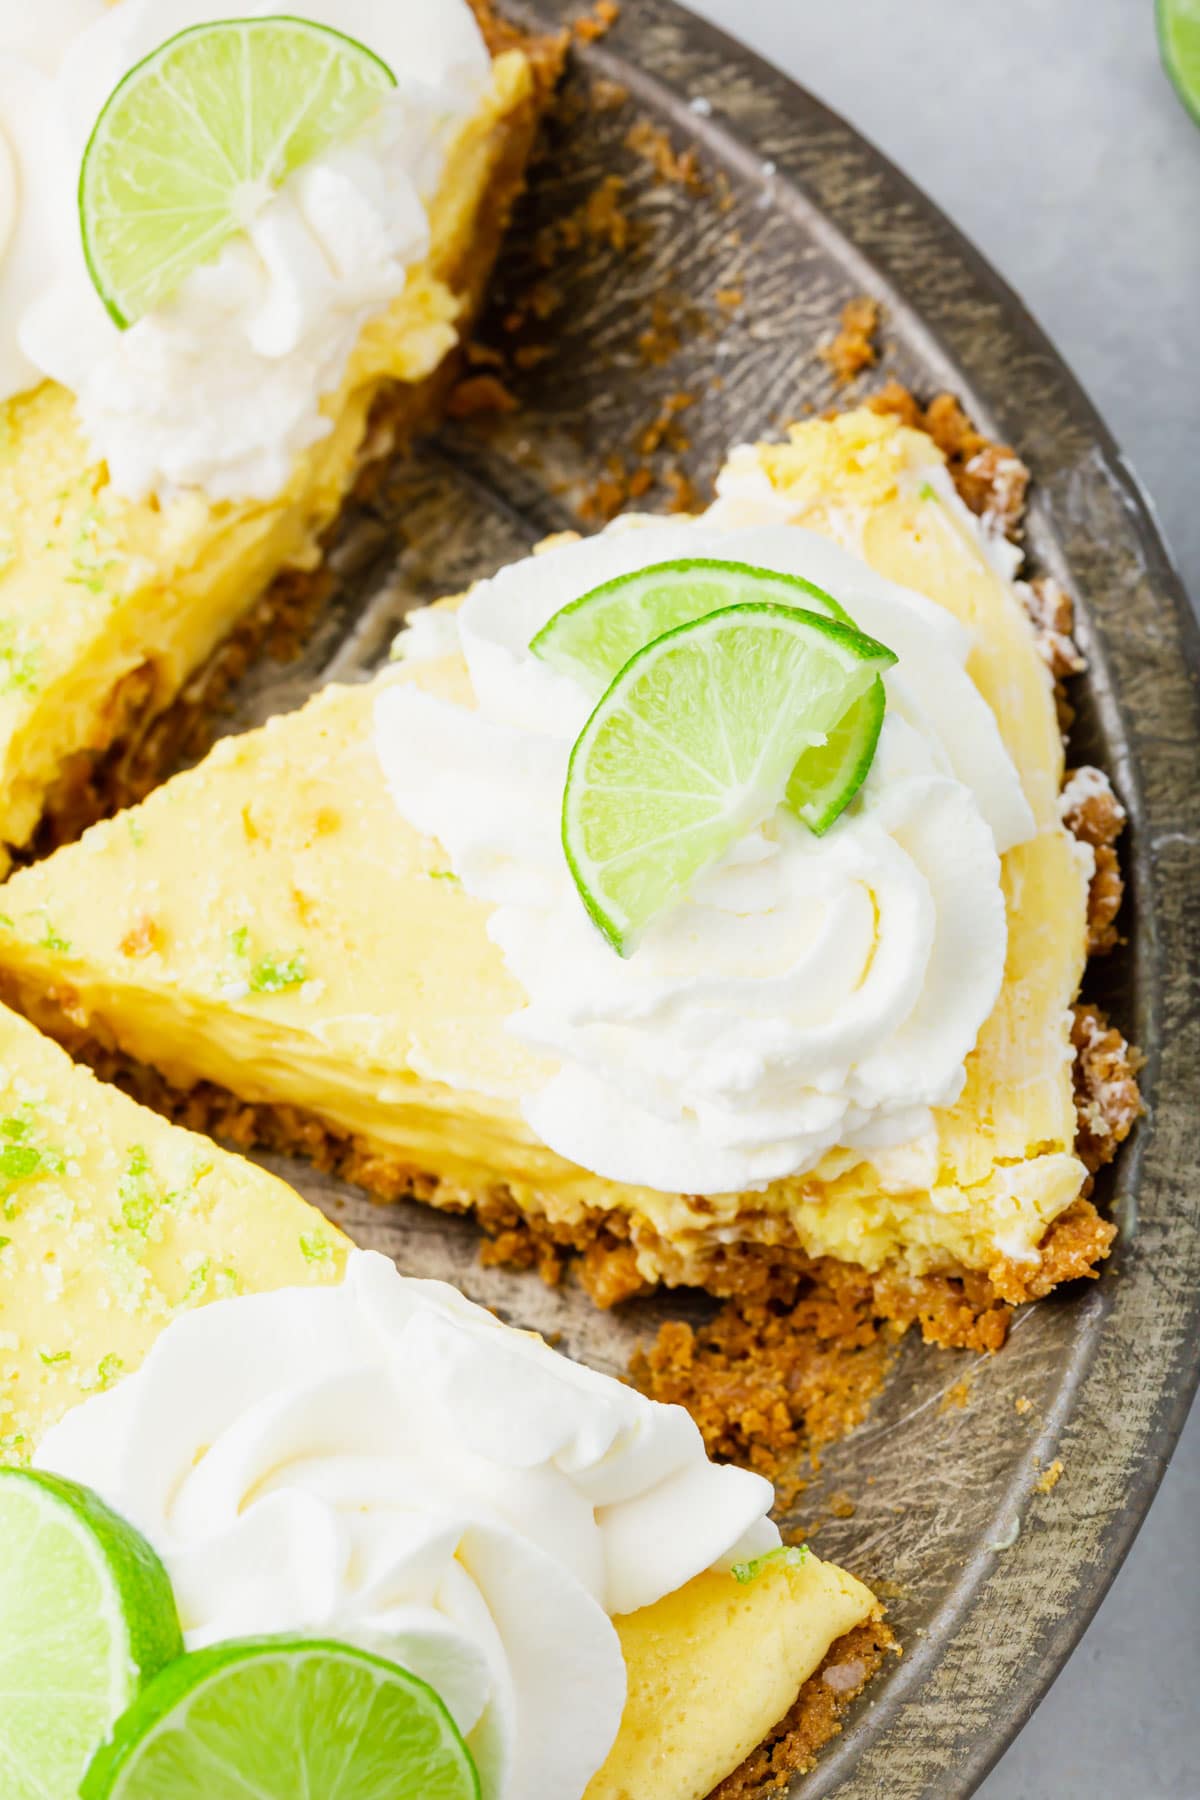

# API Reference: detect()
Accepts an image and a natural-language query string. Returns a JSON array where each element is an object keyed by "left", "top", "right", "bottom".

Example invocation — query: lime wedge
[
  {"left": 80, "top": 18, "right": 397, "bottom": 327},
  {"left": 0, "top": 1468, "right": 182, "bottom": 1800},
  {"left": 1159, "top": 0, "right": 1200, "bottom": 124},
  {"left": 531, "top": 558, "right": 855, "bottom": 689},
  {"left": 563, "top": 602, "right": 897, "bottom": 953},
  {"left": 81, "top": 1638, "right": 481, "bottom": 1800},
  {"left": 534, "top": 557, "right": 886, "bottom": 838}
]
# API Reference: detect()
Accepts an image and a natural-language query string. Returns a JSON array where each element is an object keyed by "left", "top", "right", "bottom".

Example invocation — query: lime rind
[
  {"left": 562, "top": 601, "right": 897, "bottom": 953},
  {"left": 1159, "top": 0, "right": 1200, "bottom": 125},
  {"left": 81, "top": 1637, "right": 482, "bottom": 1800},
  {"left": 531, "top": 557, "right": 855, "bottom": 690},
  {"left": 0, "top": 1468, "right": 182, "bottom": 1800},
  {"left": 787, "top": 674, "right": 886, "bottom": 834},
  {"left": 79, "top": 17, "right": 397, "bottom": 328}
]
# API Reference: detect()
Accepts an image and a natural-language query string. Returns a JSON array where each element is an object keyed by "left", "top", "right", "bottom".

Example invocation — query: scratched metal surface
[{"left": 197, "top": 5, "right": 1200, "bottom": 1795}]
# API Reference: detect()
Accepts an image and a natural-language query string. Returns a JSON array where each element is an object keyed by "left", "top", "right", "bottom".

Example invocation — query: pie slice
[
  {"left": 0, "top": 998, "right": 883, "bottom": 1798},
  {"left": 0, "top": 3, "right": 560, "bottom": 867},
  {"left": 0, "top": 408, "right": 1123, "bottom": 1343}
]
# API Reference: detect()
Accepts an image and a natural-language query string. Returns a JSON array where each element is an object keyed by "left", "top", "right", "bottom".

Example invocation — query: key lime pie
[
  {"left": 0, "top": 0, "right": 557, "bottom": 863},
  {"left": 0, "top": 998, "right": 884, "bottom": 1800},
  {"left": 0, "top": 407, "right": 1131, "bottom": 1349}
]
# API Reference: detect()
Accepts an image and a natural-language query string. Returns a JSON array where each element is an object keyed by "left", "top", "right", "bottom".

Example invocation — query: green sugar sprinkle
[
  {"left": 0, "top": 1237, "right": 10, "bottom": 1251},
  {"left": 38, "top": 1349, "right": 71, "bottom": 1367},
  {"left": 250, "top": 949, "right": 308, "bottom": 994},
  {"left": 38, "top": 919, "right": 71, "bottom": 954},
  {"left": 85, "top": 1352, "right": 125, "bottom": 1393},
  {"left": 65, "top": 504, "right": 117, "bottom": 597},
  {"left": 731, "top": 1543, "right": 811, "bottom": 1585},
  {"left": 0, "top": 1112, "right": 66, "bottom": 1188},
  {"left": 127, "top": 817, "right": 145, "bottom": 848},
  {"left": 229, "top": 928, "right": 309, "bottom": 994},
  {"left": 427, "top": 869, "right": 460, "bottom": 884},
  {"left": 0, "top": 621, "right": 39, "bottom": 696},
  {"left": 299, "top": 1232, "right": 334, "bottom": 1265},
  {"left": 117, "top": 1144, "right": 171, "bottom": 1236},
  {"left": 917, "top": 480, "right": 939, "bottom": 502},
  {"left": 0, "top": 1145, "right": 45, "bottom": 1180}
]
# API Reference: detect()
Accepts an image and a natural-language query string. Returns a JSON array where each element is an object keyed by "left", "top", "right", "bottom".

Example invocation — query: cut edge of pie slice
[
  {"left": 0, "top": 3, "right": 563, "bottom": 868},
  {"left": 0, "top": 407, "right": 1136, "bottom": 1356},
  {"left": 0, "top": 997, "right": 888, "bottom": 1800}
]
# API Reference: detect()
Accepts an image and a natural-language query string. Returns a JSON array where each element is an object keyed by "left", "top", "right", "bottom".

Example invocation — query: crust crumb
[
  {"left": 625, "top": 118, "right": 706, "bottom": 191},
  {"left": 987, "top": 1198, "right": 1117, "bottom": 1305},
  {"left": 869, "top": 381, "right": 1029, "bottom": 534},
  {"left": 638, "top": 390, "right": 695, "bottom": 456},
  {"left": 573, "top": 0, "right": 620, "bottom": 42},
  {"left": 1071, "top": 1004, "right": 1144, "bottom": 1172},
  {"left": 446, "top": 374, "right": 520, "bottom": 419},
  {"left": 118, "top": 916, "right": 163, "bottom": 959},
  {"left": 590, "top": 77, "right": 630, "bottom": 111},
  {"left": 939, "top": 1376, "right": 972, "bottom": 1413},
  {"left": 1034, "top": 1458, "right": 1064, "bottom": 1494},
  {"left": 1018, "top": 575, "right": 1087, "bottom": 678},
  {"left": 1015, "top": 1395, "right": 1033, "bottom": 1415},
  {"left": 819, "top": 297, "right": 881, "bottom": 385},
  {"left": 1061, "top": 766, "right": 1127, "bottom": 954}
]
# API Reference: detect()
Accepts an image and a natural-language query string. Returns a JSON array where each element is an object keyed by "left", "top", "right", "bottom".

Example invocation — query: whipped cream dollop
[
  {"left": 36, "top": 1251, "right": 777, "bottom": 1800},
  {"left": 375, "top": 518, "right": 1036, "bottom": 1196},
  {"left": 0, "top": 1, "right": 491, "bottom": 498}
]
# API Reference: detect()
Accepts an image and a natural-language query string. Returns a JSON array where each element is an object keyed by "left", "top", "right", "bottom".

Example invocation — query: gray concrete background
[{"left": 680, "top": 3, "right": 1199, "bottom": 1795}]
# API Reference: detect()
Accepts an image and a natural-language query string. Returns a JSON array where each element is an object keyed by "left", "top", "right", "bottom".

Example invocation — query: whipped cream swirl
[
  {"left": 375, "top": 519, "right": 1036, "bottom": 1196},
  {"left": 36, "top": 1251, "right": 777, "bottom": 1800},
  {"left": 0, "top": 1, "right": 491, "bottom": 498}
]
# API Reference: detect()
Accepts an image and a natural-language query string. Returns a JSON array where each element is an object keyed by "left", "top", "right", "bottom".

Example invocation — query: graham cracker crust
[
  {"left": 26, "top": 6, "right": 565, "bottom": 859},
  {"left": 709, "top": 1616, "right": 897, "bottom": 1799}
]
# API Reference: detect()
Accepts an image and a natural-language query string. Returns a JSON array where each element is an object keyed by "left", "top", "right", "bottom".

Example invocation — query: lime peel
[
  {"left": 79, "top": 17, "right": 397, "bottom": 328},
  {"left": 531, "top": 557, "right": 856, "bottom": 690},
  {"left": 1159, "top": 0, "right": 1200, "bottom": 125}
]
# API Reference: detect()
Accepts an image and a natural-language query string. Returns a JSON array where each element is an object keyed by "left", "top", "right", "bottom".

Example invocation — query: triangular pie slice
[
  {"left": 0, "top": 5, "right": 560, "bottom": 866},
  {"left": 0, "top": 409, "right": 1115, "bottom": 1334},
  {"left": 0, "top": 997, "right": 883, "bottom": 1799}
]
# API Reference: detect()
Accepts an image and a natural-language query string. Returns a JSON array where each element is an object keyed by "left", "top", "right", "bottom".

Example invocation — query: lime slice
[
  {"left": 81, "top": 1638, "right": 481, "bottom": 1800},
  {"left": 1159, "top": 0, "right": 1200, "bottom": 125},
  {"left": 563, "top": 602, "right": 897, "bottom": 953},
  {"left": 534, "top": 557, "right": 886, "bottom": 838},
  {"left": 531, "top": 558, "right": 856, "bottom": 689},
  {"left": 0, "top": 1468, "right": 182, "bottom": 1800},
  {"left": 80, "top": 18, "right": 397, "bottom": 327}
]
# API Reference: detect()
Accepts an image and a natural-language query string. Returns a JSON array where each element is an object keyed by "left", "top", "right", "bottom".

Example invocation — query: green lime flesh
[
  {"left": 79, "top": 17, "right": 397, "bottom": 327},
  {"left": 562, "top": 601, "right": 897, "bottom": 954},
  {"left": 1159, "top": 0, "right": 1200, "bottom": 123},
  {"left": 530, "top": 558, "right": 855, "bottom": 690},
  {"left": 786, "top": 673, "right": 886, "bottom": 833},
  {"left": 0, "top": 1468, "right": 182, "bottom": 1800},
  {"left": 81, "top": 1637, "right": 482, "bottom": 1800}
]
